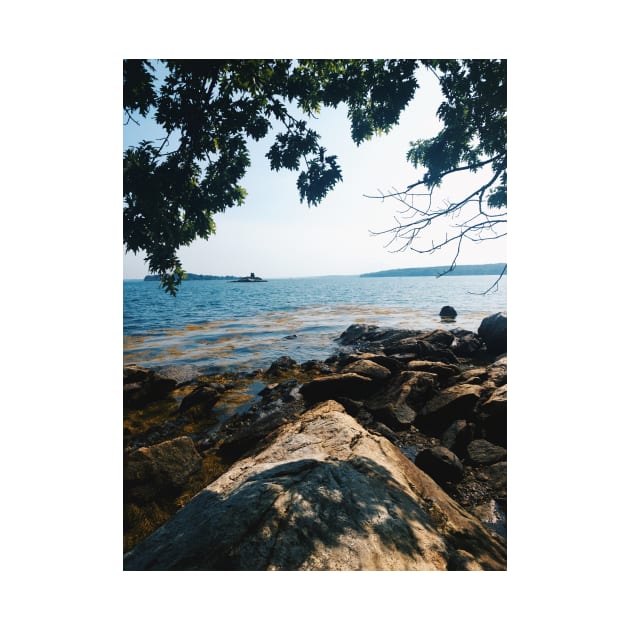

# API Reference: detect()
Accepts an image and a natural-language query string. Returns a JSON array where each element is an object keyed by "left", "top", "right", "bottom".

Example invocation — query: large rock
[
  {"left": 300, "top": 373, "right": 375, "bottom": 403},
  {"left": 123, "top": 365, "right": 177, "bottom": 408},
  {"left": 178, "top": 385, "right": 221, "bottom": 417},
  {"left": 124, "top": 437, "right": 202, "bottom": 503},
  {"left": 478, "top": 312, "right": 507, "bottom": 355},
  {"left": 341, "top": 359, "right": 391, "bottom": 381},
  {"left": 124, "top": 401, "right": 506, "bottom": 570},
  {"left": 466, "top": 439, "right": 507, "bottom": 466},
  {"left": 415, "top": 384, "right": 484, "bottom": 436},
  {"left": 415, "top": 446, "right": 464, "bottom": 484},
  {"left": 478, "top": 384, "right": 507, "bottom": 446},
  {"left": 366, "top": 371, "right": 437, "bottom": 431}
]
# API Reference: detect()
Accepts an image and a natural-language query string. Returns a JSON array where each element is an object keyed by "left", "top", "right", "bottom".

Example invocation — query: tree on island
[{"left": 124, "top": 59, "right": 506, "bottom": 295}]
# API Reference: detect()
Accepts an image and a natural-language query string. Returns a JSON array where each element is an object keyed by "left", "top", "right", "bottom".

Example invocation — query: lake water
[{"left": 123, "top": 275, "right": 506, "bottom": 381}]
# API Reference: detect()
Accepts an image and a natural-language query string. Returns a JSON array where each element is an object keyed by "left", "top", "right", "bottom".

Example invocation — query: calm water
[{"left": 123, "top": 275, "right": 506, "bottom": 381}]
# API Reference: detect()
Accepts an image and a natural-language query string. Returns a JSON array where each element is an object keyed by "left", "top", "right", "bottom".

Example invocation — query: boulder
[
  {"left": 419, "top": 329, "right": 455, "bottom": 347},
  {"left": 300, "top": 373, "right": 375, "bottom": 404},
  {"left": 479, "top": 384, "right": 507, "bottom": 446},
  {"left": 441, "top": 419, "right": 475, "bottom": 459},
  {"left": 407, "top": 360, "right": 461, "bottom": 382},
  {"left": 478, "top": 312, "right": 507, "bottom": 355},
  {"left": 415, "top": 446, "right": 464, "bottom": 484},
  {"left": 124, "top": 401, "right": 506, "bottom": 570},
  {"left": 466, "top": 439, "right": 507, "bottom": 466},
  {"left": 439, "top": 306, "right": 457, "bottom": 319},
  {"left": 123, "top": 366, "right": 177, "bottom": 409},
  {"left": 124, "top": 437, "right": 202, "bottom": 503},
  {"left": 487, "top": 356, "right": 508, "bottom": 387},
  {"left": 337, "top": 323, "right": 378, "bottom": 346},
  {"left": 178, "top": 385, "right": 221, "bottom": 416},
  {"left": 450, "top": 332, "right": 484, "bottom": 358},
  {"left": 366, "top": 371, "right": 437, "bottom": 430},
  {"left": 265, "top": 355, "right": 297, "bottom": 377},
  {"left": 341, "top": 359, "right": 391, "bottom": 381},
  {"left": 415, "top": 384, "right": 484, "bottom": 436}
]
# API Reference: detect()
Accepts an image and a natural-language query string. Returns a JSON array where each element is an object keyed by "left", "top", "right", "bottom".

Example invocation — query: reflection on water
[{"left": 124, "top": 275, "right": 506, "bottom": 376}]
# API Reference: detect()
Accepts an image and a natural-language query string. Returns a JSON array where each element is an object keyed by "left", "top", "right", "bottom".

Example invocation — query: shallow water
[{"left": 124, "top": 275, "right": 506, "bottom": 379}]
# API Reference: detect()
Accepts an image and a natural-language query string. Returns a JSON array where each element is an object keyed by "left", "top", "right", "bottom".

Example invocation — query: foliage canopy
[{"left": 124, "top": 59, "right": 506, "bottom": 294}]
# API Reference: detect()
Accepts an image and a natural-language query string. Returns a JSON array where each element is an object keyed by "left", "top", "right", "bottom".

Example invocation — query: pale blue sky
[{"left": 123, "top": 64, "right": 507, "bottom": 279}]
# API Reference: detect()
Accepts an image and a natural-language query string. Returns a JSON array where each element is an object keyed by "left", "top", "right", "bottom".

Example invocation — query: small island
[{"left": 230, "top": 272, "right": 267, "bottom": 283}]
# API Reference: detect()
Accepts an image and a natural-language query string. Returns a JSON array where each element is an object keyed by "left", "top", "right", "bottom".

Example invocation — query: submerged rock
[{"left": 124, "top": 401, "right": 506, "bottom": 570}]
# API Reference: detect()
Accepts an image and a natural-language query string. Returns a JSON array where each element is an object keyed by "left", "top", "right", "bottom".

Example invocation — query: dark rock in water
[
  {"left": 123, "top": 366, "right": 177, "bottom": 409},
  {"left": 300, "top": 373, "right": 375, "bottom": 404},
  {"left": 415, "top": 384, "right": 484, "bottom": 436},
  {"left": 123, "top": 401, "right": 506, "bottom": 570},
  {"left": 478, "top": 312, "right": 507, "bottom": 355},
  {"left": 124, "top": 436, "right": 202, "bottom": 503},
  {"left": 440, "top": 306, "right": 457, "bottom": 319},
  {"left": 414, "top": 446, "right": 464, "bottom": 483},
  {"left": 179, "top": 385, "right": 221, "bottom": 415},
  {"left": 265, "top": 355, "right": 297, "bottom": 377},
  {"left": 466, "top": 439, "right": 507, "bottom": 466}
]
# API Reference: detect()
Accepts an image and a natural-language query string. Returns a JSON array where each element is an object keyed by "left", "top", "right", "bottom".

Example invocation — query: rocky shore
[{"left": 123, "top": 311, "right": 507, "bottom": 570}]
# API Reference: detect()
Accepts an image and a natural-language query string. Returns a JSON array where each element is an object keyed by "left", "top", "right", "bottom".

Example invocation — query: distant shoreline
[{"left": 360, "top": 263, "right": 506, "bottom": 278}]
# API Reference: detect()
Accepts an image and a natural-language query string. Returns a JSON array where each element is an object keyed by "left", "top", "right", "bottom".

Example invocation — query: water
[{"left": 123, "top": 275, "right": 506, "bottom": 380}]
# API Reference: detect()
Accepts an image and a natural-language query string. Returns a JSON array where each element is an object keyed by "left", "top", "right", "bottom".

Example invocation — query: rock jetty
[{"left": 123, "top": 312, "right": 507, "bottom": 570}]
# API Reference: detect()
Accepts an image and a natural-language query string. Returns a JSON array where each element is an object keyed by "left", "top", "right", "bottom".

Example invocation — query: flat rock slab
[{"left": 124, "top": 401, "right": 506, "bottom": 571}]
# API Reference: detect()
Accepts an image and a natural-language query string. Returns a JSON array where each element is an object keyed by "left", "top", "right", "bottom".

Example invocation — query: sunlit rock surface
[{"left": 124, "top": 401, "right": 506, "bottom": 571}]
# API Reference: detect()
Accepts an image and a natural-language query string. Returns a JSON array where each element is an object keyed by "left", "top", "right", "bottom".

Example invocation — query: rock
[
  {"left": 178, "top": 385, "right": 221, "bottom": 415},
  {"left": 450, "top": 332, "right": 484, "bottom": 358},
  {"left": 299, "top": 373, "right": 375, "bottom": 404},
  {"left": 415, "top": 446, "right": 464, "bottom": 484},
  {"left": 478, "top": 384, "right": 507, "bottom": 446},
  {"left": 123, "top": 366, "right": 177, "bottom": 409},
  {"left": 477, "top": 461, "right": 507, "bottom": 499},
  {"left": 439, "top": 306, "right": 457, "bottom": 319},
  {"left": 337, "top": 323, "right": 379, "bottom": 346},
  {"left": 415, "top": 384, "right": 484, "bottom": 436},
  {"left": 478, "top": 312, "right": 507, "bottom": 355},
  {"left": 299, "top": 360, "right": 333, "bottom": 375},
  {"left": 124, "top": 437, "right": 202, "bottom": 503},
  {"left": 124, "top": 401, "right": 506, "bottom": 570},
  {"left": 341, "top": 359, "right": 391, "bottom": 381},
  {"left": 487, "top": 356, "right": 508, "bottom": 387},
  {"left": 419, "top": 329, "right": 455, "bottom": 347},
  {"left": 371, "top": 422, "right": 399, "bottom": 443},
  {"left": 265, "top": 355, "right": 297, "bottom": 377},
  {"left": 466, "top": 439, "right": 507, "bottom": 466},
  {"left": 441, "top": 419, "right": 475, "bottom": 459},
  {"left": 366, "top": 371, "right": 437, "bottom": 430},
  {"left": 447, "top": 549, "right": 483, "bottom": 571},
  {"left": 407, "top": 360, "right": 461, "bottom": 382}
]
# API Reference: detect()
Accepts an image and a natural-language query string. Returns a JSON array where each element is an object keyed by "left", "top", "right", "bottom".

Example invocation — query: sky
[{"left": 123, "top": 64, "right": 507, "bottom": 279}]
